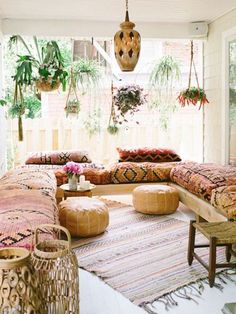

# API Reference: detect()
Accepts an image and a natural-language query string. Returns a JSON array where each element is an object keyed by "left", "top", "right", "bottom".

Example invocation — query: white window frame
[{"left": 222, "top": 26, "right": 236, "bottom": 165}]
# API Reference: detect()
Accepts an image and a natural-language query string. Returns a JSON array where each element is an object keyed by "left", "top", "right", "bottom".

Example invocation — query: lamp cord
[{"left": 126, "top": 0, "right": 128, "bottom": 11}]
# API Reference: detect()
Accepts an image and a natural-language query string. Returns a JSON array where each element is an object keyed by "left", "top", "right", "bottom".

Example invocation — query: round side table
[{"left": 60, "top": 183, "right": 96, "bottom": 200}]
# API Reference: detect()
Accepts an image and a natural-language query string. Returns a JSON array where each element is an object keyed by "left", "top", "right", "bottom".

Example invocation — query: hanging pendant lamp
[{"left": 114, "top": 0, "right": 141, "bottom": 72}]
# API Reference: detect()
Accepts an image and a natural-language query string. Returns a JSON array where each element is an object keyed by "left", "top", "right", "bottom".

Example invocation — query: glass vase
[{"left": 68, "top": 175, "right": 78, "bottom": 190}]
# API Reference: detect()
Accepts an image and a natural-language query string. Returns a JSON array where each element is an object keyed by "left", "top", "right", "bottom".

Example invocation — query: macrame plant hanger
[
  {"left": 188, "top": 40, "right": 200, "bottom": 91},
  {"left": 177, "top": 40, "right": 208, "bottom": 109},
  {"left": 65, "top": 68, "right": 80, "bottom": 117}
]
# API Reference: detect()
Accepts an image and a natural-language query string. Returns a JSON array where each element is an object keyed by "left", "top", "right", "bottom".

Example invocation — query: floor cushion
[
  {"left": 132, "top": 184, "right": 179, "bottom": 214},
  {"left": 170, "top": 162, "right": 236, "bottom": 202},
  {"left": 59, "top": 197, "right": 109, "bottom": 237}
]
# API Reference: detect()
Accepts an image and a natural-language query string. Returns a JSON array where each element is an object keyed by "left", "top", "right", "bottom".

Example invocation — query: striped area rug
[{"left": 73, "top": 199, "right": 233, "bottom": 313}]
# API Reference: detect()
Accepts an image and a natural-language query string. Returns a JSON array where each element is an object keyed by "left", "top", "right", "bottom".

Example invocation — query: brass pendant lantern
[{"left": 114, "top": 0, "right": 141, "bottom": 72}]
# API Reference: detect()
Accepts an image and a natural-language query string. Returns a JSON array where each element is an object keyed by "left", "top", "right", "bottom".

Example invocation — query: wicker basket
[
  {"left": 0, "top": 247, "right": 44, "bottom": 313},
  {"left": 31, "top": 224, "right": 79, "bottom": 314},
  {"left": 35, "top": 78, "right": 60, "bottom": 92}
]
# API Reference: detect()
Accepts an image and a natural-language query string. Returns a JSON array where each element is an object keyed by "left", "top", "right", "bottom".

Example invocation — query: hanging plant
[
  {"left": 73, "top": 58, "right": 101, "bottom": 93},
  {"left": 107, "top": 82, "right": 119, "bottom": 135},
  {"left": 177, "top": 41, "right": 209, "bottom": 109},
  {"left": 65, "top": 99, "right": 81, "bottom": 116},
  {"left": 149, "top": 55, "right": 180, "bottom": 130},
  {"left": 65, "top": 69, "right": 81, "bottom": 117},
  {"left": 8, "top": 35, "right": 68, "bottom": 141},
  {"left": 177, "top": 87, "right": 209, "bottom": 108},
  {"left": 83, "top": 108, "right": 101, "bottom": 137},
  {"left": 107, "top": 124, "right": 119, "bottom": 135},
  {"left": 113, "top": 84, "right": 146, "bottom": 124}
]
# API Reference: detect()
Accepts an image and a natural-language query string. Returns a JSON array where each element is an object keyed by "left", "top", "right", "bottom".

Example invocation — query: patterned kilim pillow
[
  {"left": 117, "top": 147, "right": 181, "bottom": 162},
  {"left": 25, "top": 150, "right": 92, "bottom": 165},
  {"left": 110, "top": 161, "right": 179, "bottom": 184}
]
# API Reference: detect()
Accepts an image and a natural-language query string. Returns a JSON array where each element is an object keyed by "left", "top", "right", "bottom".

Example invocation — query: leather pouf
[
  {"left": 133, "top": 185, "right": 179, "bottom": 214},
  {"left": 59, "top": 197, "right": 109, "bottom": 237}
]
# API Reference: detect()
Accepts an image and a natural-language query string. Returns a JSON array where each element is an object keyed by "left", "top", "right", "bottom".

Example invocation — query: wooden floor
[{"left": 78, "top": 195, "right": 236, "bottom": 314}]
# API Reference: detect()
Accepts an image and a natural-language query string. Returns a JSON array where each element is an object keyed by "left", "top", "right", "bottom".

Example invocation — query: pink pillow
[
  {"left": 25, "top": 150, "right": 92, "bottom": 165},
  {"left": 117, "top": 147, "right": 181, "bottom": 162}
]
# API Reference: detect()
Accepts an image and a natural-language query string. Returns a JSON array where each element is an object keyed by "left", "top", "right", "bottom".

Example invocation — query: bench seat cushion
[
  {"left": 211, "top": 185, "right": 236, "bottom": 218},
  {"left": 0, "top": 189, "right": 58, "bottom": 249},
  {"left": 170, "top": 162, "right": 236, "bottom": 202},
  {"left": 0, "top": 167, "right": 57, "bottom": 199},
  {"left": 110, "top": 161, "right": 180, "bottom": 184}
]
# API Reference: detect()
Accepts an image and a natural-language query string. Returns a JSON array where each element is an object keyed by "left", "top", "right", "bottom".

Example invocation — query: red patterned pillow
[
  {"left": 117, "top": 147, "right": 181, "bottom": 162},
  {"left": 25, "top": 150, "right": 92, "bottom": 165}
]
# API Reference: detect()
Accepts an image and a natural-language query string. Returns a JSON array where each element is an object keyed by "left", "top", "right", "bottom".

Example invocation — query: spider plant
[
  {"left": 149, "top": 55, "right": 181, "bottom": 130},
  {"left": 73, "top": 58, "right": 101, "bottom": 92}
]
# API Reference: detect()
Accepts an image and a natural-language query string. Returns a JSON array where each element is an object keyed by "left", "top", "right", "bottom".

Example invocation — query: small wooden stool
[{"left": 188, "top": 220, "right": 236, "bottom": 287}]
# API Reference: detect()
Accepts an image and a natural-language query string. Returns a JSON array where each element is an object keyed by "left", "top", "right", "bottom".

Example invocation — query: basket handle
[{"left": 35, "top": 224, "right": 71, "bottom": 250}]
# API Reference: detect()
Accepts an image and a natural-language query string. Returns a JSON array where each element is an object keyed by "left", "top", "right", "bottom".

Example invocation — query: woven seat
[{"left": 188, "top": 220, "right": 236, "bottom": 287}]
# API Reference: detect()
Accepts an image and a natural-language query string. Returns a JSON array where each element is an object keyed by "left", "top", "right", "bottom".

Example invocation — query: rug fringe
[{"left": 140, "top": 270, "right": 236, "bottom": 313}]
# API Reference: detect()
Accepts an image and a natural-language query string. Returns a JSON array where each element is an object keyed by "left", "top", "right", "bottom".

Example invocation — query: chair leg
[
  {"left": 226, "top": 244, "right": 232, "bottom": 262},
  {"left": 209, "top": 237, "right": 217, "bottom": 287},
  {"left": 188, "top": 220, "right": 196, "bottom": 266}
]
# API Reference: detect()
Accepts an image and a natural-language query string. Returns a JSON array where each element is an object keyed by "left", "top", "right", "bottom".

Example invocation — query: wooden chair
[{"left": 188, "top": 220, "right": 236, "bottom": 287}]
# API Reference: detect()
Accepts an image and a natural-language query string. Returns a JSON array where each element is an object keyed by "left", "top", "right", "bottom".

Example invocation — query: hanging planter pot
[
  {"left": 114, "top": 0, "right": 141, "bottom": 71},
  {"left": 177, "top": 87, "right": 209, "bottom": 108},
  {"left": 35, "top": 77, "right": 61, "bottom": 92},
  {"left": 177, "top": 41, "right": 209, "bottom": 109},
  {"left": 65, "top": 69, "right": 81, "bottom": 117}
]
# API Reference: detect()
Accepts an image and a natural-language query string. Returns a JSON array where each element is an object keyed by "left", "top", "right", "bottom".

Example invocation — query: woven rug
[{"left": 73, "top": 199, "right": 235, "bottom": 313}]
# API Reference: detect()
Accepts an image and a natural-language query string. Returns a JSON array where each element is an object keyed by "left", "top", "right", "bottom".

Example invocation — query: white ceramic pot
[{"left": 68, "top": 175, "right": 78, "bottom": 190}]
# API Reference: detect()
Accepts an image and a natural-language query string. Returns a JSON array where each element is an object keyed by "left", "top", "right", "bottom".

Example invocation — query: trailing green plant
[
  {"left": 73, "top": 58, "right": 101, "bottom": 92},
  {"left": 107, "top": 124, "right": 119, "bottom": 135},
  {"left": 113, "top": 84, "right": 146, "bottom": 124},
  {"left": 150, "top": 55, "right": 180, "bottom": 89},
  {"left": 83, "top": 108, "right": 101, "bottom": 137},
  {"left": 149, "top": 55, "right": 181, "bottom": 131}
]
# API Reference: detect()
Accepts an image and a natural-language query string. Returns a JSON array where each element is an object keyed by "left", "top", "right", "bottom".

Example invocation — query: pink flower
[{"left": 63, "top": 161, "right": 83, "bottom": 178}]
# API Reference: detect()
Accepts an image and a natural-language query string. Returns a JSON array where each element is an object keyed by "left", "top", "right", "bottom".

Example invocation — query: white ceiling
[{"left": 0, "top": 0, "right": 236, "bottom": 23}]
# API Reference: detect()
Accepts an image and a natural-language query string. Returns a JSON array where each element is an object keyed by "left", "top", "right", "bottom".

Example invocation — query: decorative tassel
[{"left": 18, "top": 115, "right": 23, "bottom": 141}]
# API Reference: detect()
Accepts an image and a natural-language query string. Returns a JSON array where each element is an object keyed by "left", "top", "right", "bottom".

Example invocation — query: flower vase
[{"left": 68, "top": 175, "right": 78, "bottom": 190}]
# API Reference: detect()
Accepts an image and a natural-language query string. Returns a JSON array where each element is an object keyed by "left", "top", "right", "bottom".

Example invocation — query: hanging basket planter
[
  {"left": 177, "top": 41, "right": 209, "bottom": 109},
  {"left": 64, "top": 100, "right": 81, "bottom": 117},
  {"left": 35, "top": 77, "right": 61, "bottom": 92},
  {"left": 177, "top": 87, "right": 209, "bottom": 108}
]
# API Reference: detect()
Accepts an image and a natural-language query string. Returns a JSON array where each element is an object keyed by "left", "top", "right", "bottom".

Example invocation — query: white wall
[
  {"left": 204, "top": 8, "right": 236, "bottom": 163},
  {"left": 0, "top": 19, "right": 6, "bottom": 176}
]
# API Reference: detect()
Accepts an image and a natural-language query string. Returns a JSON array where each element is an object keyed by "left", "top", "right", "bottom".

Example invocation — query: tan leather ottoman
[
  {"left": 132, "top": 185, "right": 179, "bottom": 214},
  {"left": 59, "top": 197, "right": 109, "bottom": 237}
]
